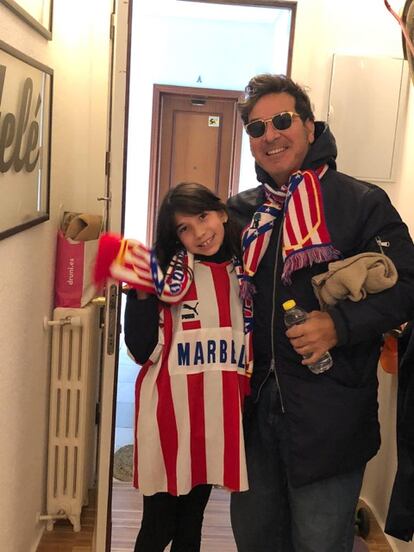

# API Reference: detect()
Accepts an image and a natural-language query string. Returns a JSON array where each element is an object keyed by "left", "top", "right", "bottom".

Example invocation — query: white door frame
[{"left": 94, "top": 1, "right": 133, "bottom": 550}]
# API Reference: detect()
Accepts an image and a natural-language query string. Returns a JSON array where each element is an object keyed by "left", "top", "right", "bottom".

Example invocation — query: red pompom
[{"left": 93, "top": 232, "right": 122, "bottom": 283}]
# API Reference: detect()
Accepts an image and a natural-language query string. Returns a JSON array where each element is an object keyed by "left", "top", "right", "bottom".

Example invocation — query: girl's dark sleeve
[{"left": 124, "top": 289, "right": 159, "bottom": 364}]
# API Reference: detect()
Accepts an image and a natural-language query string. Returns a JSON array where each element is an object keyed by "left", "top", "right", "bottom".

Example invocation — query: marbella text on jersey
[
  {"left": 177, "top": 339, "right": 246, "bottom": 369},
  {"left": 170, "top": 329, "right": 246, "bottom": 374}
]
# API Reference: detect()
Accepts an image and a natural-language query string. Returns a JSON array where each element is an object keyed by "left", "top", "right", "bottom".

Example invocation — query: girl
[{"left": 94, "top": 182, "right": 252, "bottom": 552}]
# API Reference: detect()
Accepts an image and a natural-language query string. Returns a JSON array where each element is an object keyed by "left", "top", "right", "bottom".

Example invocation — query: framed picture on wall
[
  {"left": 0, "top": 40, "right": 53, "bottom": 240},
  {"left": 0, "top": 0, "right": 53, "bottom": 40}
]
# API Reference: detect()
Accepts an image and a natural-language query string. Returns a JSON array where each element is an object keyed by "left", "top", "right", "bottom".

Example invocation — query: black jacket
[
  {"left": 385, "top": 322, "right": 414, "bottom": 542},
  {"left": 227, "top": 122, "right": 414, "bottom": 487}
]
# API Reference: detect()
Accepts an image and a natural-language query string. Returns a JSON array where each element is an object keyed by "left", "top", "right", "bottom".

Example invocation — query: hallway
[
  {"left": 36, "top": 480, "right": 393, "bottom": 551},
  {"left": 111, "top": 481, "right": 392, "bottom": 552}
]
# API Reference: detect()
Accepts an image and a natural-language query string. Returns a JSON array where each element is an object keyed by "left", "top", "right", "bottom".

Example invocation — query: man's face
[{"left": 248, "top": 92, "right": 315, "bottom": 187}]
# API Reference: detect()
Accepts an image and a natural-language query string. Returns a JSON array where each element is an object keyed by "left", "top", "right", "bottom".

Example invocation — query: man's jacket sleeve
[{"left": 328, "top": 185, "right": 414, "bottom": 346}]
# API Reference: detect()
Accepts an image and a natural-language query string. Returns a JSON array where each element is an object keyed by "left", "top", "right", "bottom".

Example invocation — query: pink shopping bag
[{"left": 54, "top": 230, "right": 99, "bottom": 308}]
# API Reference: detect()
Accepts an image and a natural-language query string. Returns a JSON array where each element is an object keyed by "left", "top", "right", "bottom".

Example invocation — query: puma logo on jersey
[{"left": 181, "top": 302, "right": 199, "bottom": 320}]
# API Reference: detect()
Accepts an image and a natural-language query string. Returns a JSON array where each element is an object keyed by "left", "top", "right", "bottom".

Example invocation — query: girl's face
[{"left": 174, "top": 210, "right": 228, "bottom": 256}]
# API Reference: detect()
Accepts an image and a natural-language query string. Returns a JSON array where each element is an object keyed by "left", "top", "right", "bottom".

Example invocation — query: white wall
[
  {"left": 0, "top": 1, "right": 112, "bottom": 550},
  {"left": 125, "top": 3, "right": 292, "bottom": 241},
  {"left": 292, "top": 1, "right": 414, "bottom": 551}
]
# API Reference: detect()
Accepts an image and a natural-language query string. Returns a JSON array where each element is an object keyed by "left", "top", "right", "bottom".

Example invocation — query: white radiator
[{"left": 45, "top": 304, "right": 101, "bottom": 532}]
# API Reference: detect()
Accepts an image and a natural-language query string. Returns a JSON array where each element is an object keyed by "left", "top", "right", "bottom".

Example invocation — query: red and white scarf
[
  {"left": 94, "top": 233, "right": 194, "bottom": 303},
  {"left": 93, "top": 233, "right": 254, "bottom": 374},
  {"left": 241, "top": 164, "right": 341, "bottom": 291}
]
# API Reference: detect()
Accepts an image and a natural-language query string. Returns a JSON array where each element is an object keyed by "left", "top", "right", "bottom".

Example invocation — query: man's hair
[{"left": 238, "top": 74, "right": 315, "bottom": 125}]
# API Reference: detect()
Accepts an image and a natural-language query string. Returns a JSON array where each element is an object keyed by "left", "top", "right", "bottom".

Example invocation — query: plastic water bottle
[{"left": 282, "top": 299, "right": 333, "bottom": 374}]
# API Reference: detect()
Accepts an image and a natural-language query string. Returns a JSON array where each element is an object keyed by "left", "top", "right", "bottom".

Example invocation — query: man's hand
[{"left": 285, "top": 311, "right": 338, "bottom": 365}]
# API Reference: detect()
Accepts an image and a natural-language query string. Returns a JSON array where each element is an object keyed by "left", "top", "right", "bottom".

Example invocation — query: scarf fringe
[
  {"left": 239, "top": 277, "right": 256, "bottom": 301},
  {"left": 281, "top": 244, "right": 341, "bottom": 285}
]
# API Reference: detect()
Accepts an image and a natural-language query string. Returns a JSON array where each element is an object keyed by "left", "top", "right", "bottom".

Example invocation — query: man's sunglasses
[{"left": 245, "top": 111, "right": 300, "bottom": 138}]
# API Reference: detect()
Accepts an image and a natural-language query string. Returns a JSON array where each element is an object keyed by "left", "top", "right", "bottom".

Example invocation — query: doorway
[
  {"left": 123, "top": 0, "right": 295, "bottom": 241},
  {"left": 110, "top": 0, "right": 296, "bottom": 549}
]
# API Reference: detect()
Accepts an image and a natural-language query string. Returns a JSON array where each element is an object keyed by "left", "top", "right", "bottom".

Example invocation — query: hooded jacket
[{"left": 227, "top": 122, "right": 414, "bottom": 487}]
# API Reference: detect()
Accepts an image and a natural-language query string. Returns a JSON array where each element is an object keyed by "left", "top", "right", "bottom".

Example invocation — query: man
[{"left": 228, "top": 74, "right": 414, "bottom": 552}]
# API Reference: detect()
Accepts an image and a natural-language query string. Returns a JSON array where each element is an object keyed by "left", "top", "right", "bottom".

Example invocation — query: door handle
[{"left": 91, "top": 296, "right": 106, "bottom": 307}]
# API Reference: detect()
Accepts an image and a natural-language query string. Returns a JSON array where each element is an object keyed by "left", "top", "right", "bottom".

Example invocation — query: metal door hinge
[
  {"left": 105, "top": 150, "right": 111, "bottom": 176},
  {"left": 110, "top": 12, "right": 116, "bottom": 40}
]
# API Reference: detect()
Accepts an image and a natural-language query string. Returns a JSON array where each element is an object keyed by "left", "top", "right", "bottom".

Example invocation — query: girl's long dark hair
[{"left": 154, "top": 182, "right": 241, "bottom": 272}]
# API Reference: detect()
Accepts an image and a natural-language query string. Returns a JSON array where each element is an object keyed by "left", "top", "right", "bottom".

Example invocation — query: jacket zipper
[
  {"left": 375, "top": 235, "right": 390, "bottom": 254},
  {"left": 270, "top": 222, "right": 286, "bottom": 413}
]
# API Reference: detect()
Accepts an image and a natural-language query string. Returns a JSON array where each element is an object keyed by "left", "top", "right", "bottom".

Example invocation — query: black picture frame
[
  {"left": 0, "top": 40, "right": 53, "bottom": 240},
  {"left": 0, "top": 0, "right": 53, "bottom": 40}
]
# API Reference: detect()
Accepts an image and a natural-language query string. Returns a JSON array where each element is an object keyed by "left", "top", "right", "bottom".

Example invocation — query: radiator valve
[{"left": 43, "top": 315, "right": 82, "bottom": 330}]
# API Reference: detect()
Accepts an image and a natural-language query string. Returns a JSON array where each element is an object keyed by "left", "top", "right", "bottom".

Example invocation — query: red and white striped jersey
[{"left": 133, "top": 259, "right": 250, "bottom": 496}]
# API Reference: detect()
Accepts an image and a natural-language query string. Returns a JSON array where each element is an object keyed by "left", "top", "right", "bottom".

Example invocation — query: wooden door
[{"left": 147, "top": 85, "right": 243, "bottom": 241}]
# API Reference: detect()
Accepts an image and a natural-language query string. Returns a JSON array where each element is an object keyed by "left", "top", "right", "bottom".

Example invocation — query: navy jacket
[{"left": 227, "top": 122, "right": 414, "bottom": 487}]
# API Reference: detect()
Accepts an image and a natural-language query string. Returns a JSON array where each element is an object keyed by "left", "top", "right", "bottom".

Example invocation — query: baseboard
[
  {"left": 31, "top": 524, "right": 46, "bottom": 552},
  {"left": 359, "top": 496, "right": 397, "bottom": 551}
]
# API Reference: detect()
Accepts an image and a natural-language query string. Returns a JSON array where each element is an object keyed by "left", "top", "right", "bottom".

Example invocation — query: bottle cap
[{"left": 282, "top": 299, "right": 296, "bottom": 311}]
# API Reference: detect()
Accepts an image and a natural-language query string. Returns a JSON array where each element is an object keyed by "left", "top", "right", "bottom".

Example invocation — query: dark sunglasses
[{"left": 245, "top": 111, "right": 300, "bottom": 138}]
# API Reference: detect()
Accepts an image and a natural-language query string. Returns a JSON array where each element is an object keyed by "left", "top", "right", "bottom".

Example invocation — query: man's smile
[{"left": 266, "top": 146, "right": 288, "bottom": 156}]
